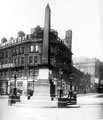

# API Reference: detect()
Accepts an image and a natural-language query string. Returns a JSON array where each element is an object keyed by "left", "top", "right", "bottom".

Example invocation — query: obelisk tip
[{"left": 46, "top": 3, "right": 50, "bottom": 9}]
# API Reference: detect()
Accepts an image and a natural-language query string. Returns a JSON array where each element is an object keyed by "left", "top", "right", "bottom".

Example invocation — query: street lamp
[
  {"left": 14, "top": 74, "right": 17, "bottom": 88},
  {"left": 69, "top": 74, "right": 74, "bottom": 91},
  {"left": 33, "top": 77, "right": 34, "bottom": 92},
  {"left": 13, "top": 68, "right": 18, "bottom": 95},
  {"left": 32, "top": 71, "right": 36, "bottom": 93},
  {"left": 59, "top": 68, "right": 63, "bottom": 98}
]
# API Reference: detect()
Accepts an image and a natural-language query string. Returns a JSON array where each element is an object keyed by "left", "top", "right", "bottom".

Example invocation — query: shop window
[
  {"left": 0, "top": 81, "right": 8, "bottom": 94},
  {"left": 28, "top": 82, "right": 33, "bottom": 89},
  {"left": 10, "top": 82, "right": 15, "bottom": 91},
  {"left": 18, "top": 70, "right": 21, "bottom": 77},
  {"left": 34, "top": 69, "right": 38, "bottom": 76},
  {"left": 29, "top": 69, "right": 33, "bottom": 76},
  {"left": 29, "top": 56, "right": 33, "bottom": 64},
  {"left": 17, "top": 82, "right": 23, "bottom": 95}
]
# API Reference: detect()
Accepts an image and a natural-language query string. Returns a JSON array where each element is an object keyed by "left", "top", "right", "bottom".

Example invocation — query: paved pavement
[{"left": 0, "top": 93, "right": 103, "bottom": 120}]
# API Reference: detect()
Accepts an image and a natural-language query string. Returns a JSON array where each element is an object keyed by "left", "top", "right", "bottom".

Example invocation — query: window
[
  {"left": 5, "top": 71, "right": 8, "bottom": 78},
  {"left": 12, "top": 58, "right": 17, "bottom": 66},
  {"left": 34, "top": 56, "right": 38, "bottom": 64},
  {"left": 18, "top": 70, "right": 21, "bottom": 77},
  {"left": 30, "top": 45, "right": 39, "bottom": 53},
  {"left": 29, "top": 56, "right": 33, "bottom": 64},
  {"left": 1, "top": 52, "right": 4, "bottom": 59},
  {"left": 11, "top": 71, "right": 14, "bottom": 78},
  {"left": 15, "top": 49, "right": 18, "bottom": 55},
  {"left": 5, "top": 51, "right": 8, "bottom": 58},
  {"left": 18, "top": 47, "right": 24, "bottom": 54},
  {"left": 21, "top": 47, "right": 24, "bottom": 54},
  {"left": 0, "top": 72, "right": 2, "bottom": 78},
  {"left": 5, "top": 59, "right": 8, "bottom": 64},
  {"left": 12, "top": 49, "right": 18, "bottom": 56},
  {"left": 21, "top": 70, "right": 24, "bottom": 77},
  {"left": 11, "top": 59, "right": 13, "bottom": 64},
  {"left": 1, "top": 60, "right": 4, "bottom": 64},
  {"left": 0, "top": 52, "right": 2, "bottom": 59},
  {"left": 2, "top": 72, "right": 4, "bottom": 78},
  {"left": 21, "top": 57, "right": 24, "bottom": 65},
  {"left": 35, "top": 45, "right": 39, "bottom": 52},
  {"left": 12, "top": 49, "right": 15, "bottom": 56},
  {"left": 34, "top": 69, "right": 38, "bottom": 76},
  {"left": 30, "top": 46, "right": 34, "bottom": 52},
  {"left": 29, "top": 69, "right": 33, "bottom": 76},
  {"left": 14, "top": 58, "right": 18, "bottom": 66},
  {"left": 18, "top": 58, "right": 21, "bottom": 66}
]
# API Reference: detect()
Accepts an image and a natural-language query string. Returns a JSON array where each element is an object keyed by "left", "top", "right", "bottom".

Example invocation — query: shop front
[{"left": 0, "top": 80, "right": 8, "bottom": 95}]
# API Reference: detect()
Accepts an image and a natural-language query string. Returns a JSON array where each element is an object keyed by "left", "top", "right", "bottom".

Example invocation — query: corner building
[
  {"left": 0, "top": 4, "right": 58, "bottom": 97},
  {"left": 0, "top": 26, "right": 44, "bottom": 95},
  {"left": 0, "top": 4, "right": 86, "bottom": 98}
]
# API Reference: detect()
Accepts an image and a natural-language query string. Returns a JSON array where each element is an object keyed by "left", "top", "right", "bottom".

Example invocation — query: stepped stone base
[
  {"left": 13, "top": 95, "right": 58, "bottom": 108},
  {"left": 34, "top": 79, "right": 50, "bottom": 97},
  {"left": 13, "top": 79, "right": 58, "bottom": 107}
]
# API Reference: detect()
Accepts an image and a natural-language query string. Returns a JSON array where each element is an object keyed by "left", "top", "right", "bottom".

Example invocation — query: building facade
[
  {"left": 73, "top": 57, "right": 103, "bottom": 92},
  {"left": 0, "top": 26, "right": 44, "bottom": 95},
  {"left": 0, "top": 4, "right": 89, "bottom": 97}
]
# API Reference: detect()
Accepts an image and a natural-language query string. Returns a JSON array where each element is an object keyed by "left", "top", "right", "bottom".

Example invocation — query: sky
[{"left": 0, "top": 0, "right": 102, "bottom": 61}]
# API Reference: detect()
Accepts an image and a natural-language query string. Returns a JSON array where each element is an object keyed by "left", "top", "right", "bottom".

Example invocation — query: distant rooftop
[{"left": 73, "top": 56, "right": 100, "bottom": 64}]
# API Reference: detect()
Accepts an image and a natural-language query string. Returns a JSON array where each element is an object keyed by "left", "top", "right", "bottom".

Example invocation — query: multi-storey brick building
[
  {"left": 0, "top": 26, "right": 43, "bottom": 94},
  {"left": 0, "top": 4, "right": 89, "bottom": 97},
  {"left": 73, "top": 57, "right": 103, "bottom": 92}
]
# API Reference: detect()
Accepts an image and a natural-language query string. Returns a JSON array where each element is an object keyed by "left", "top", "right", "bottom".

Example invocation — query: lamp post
[
  {"left": 33, "top": 77, "right": 34, "bottom": 92},
  {"left": 13, "top": 67, "right": 17, "bottom": 95},
  {"left": 14, "top": 73, "right": 17, "bottom": 95},
  {"left": 14, "top": 74, "right": 17, "bottom": 88},
  {"left": 69, "top": 74, "right": 74, "bottom": 91},
  {"left": 59, "top": 68, "right": 63, "bottom": 98},
  {"left": 25, "top": 66, "right": 28, "bottom": 95},
  {"left": 32, "top": 71, "right": 36, "bottom": 93}
]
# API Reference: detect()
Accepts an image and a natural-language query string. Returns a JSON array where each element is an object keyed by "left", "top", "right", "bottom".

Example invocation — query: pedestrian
[{"left": 27, "top": 89, "right": 32, "bottom": 100}]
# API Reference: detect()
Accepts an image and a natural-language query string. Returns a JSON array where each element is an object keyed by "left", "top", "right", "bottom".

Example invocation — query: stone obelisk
[
  {"left": 42, "top": 4, "right": 50, "bottom": 65},
  {"left": 34, "top": 4, "right": 51, "bottom": 100}
]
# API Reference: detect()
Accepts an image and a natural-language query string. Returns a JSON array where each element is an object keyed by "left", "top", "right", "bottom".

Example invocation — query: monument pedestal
[{"left": 34, "top": 79, "right": 50, "bottom": 99}]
